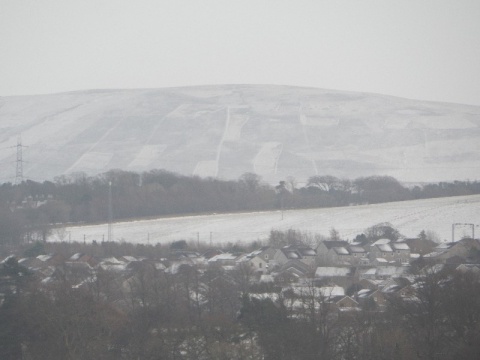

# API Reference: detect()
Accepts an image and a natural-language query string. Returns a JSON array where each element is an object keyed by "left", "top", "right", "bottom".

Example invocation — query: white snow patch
[
  {"left": 223, "top": 112, "right": 249, "bottom": 142},
  {"left": 67, "top": 152, "right": 113, "bottom": 172},
  {"left": 193, "top": 161, "right": 218, "bottom": 178},
  {"left": 129, "top": 145, "right": 167, "bottom": 168},
  {"left": 253, "top": 142, "right": 283, "bottom": 175}
]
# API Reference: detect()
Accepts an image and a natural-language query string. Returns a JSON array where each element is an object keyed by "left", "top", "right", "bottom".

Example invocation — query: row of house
[{"left": 2, "top": 237, "right": 479, "bottom": 313}]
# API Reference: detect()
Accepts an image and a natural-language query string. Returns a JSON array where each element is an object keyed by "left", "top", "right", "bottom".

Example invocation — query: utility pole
[{"left": 108, "top": 181, "right": 113, "bottom": 242}]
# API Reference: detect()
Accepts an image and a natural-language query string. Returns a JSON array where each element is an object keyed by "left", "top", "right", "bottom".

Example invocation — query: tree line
[{"left": 1, "top": 169, "right": 479, "bottom": 247}]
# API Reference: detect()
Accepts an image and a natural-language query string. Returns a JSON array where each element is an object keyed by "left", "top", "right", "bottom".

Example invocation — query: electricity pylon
[{"left": 15, "top": 136, "right": 26, "bottom": 185}]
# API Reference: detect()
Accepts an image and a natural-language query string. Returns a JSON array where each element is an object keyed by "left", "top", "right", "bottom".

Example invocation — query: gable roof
[
  {"left": 377, "top": 244, "right": 393, "bottom": 252},
  {"left": 280, "top": 245, "right": 316, "bottom": 259},
  {"left": 333, "top": 247, "right": 350, "bottom": 255},
  {"left": 277, "top": 259, "right": 311, "bottom": 276},
  {"left": 392, "top": 242, "right": 410, "bottom": 250},
  {"left": 348, "top": 245, "right": 366, "bottom": 253}
]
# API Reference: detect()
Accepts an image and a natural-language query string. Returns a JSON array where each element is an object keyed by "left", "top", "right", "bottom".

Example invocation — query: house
[
  {"left": 169, "top": 251, "right": 205, "bottom": 265},
  {"left": 69, "top": 253, "right": 99, "bottom": 267},
  {"left": 236, "top": 247, "right": 276, "bottom": 274},
  {"left": 424, "top": 238, "right": 480, "bottom": 263},
  {"left": 236, "top": 253, "right": 268, "bottom": 274},
  {"left": 392, "top": 242, "right": 411, "bottom": 265},
  {"left": 396, "top": 285, "right": 417, "bottom": 300},
  {"left": 369, "top": 239, "right": 411, "bottom": 265},
  {"left": 356, "top": 288, "right": 389, "bottom": 310},
  {"left": 207, "top": 253, "right": 240, "bottom": 266},
  {"left": 274, "top": 245, "right": 316, "bottom": 268},
  {"left": 335, "top": 296, "right": 360, "bottom": 311},
  {"left": 347, "top": 245, "right": 369, "bottom": 265},
  {"left": 274, "top": 260, "right": 312, "bottom": 284},
  {"left": 360, "top": 266, "right": 409, "bottom": 280},
  {"left": 98, "top": 257, "right": 128, "bottom": 272},
  {"left": 316, "top": 241, "right": 351, "bottom": 266},
  {"left": 314, "top": 266, "right": 354, "bottom": 288},
  {"left": 369, "top": 239, "right": 395, "bottom": 262},
  {"left": 358, "top": 278, "right": 382, "bottom": 291}
]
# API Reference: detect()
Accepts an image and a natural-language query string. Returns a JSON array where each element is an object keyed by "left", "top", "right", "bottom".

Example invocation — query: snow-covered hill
[
  {"left": 1, "top": 85, "right": 479, "bottom": 184},
  {"left": 54, "top": 194, "right": 480, "bottom": 245}
]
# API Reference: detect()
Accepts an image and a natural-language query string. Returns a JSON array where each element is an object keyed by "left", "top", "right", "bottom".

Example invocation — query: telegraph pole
[{"left": 108, "top": 181, "right": 113, "bottom": 242}]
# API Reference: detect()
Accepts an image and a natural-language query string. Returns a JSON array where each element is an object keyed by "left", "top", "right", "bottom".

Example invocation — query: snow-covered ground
[
  {"left": 1, "top": 85, "right": 479, "bottom": 184},
  {"left": 53, "top": 194, "right": 480, "bottom": 246}
]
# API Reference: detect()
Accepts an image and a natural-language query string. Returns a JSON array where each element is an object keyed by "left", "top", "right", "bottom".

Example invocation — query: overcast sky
[{"left": 1, "top": 0, "right": 480, "bottom": 105}]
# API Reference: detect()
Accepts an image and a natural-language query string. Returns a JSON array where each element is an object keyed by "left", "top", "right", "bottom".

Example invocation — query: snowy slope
[
  {"left": 1, "top": 85, "right": 479, "bottom": 184},
  {"left": 54, "top": 194, "right": 480, "bottom": 245}
]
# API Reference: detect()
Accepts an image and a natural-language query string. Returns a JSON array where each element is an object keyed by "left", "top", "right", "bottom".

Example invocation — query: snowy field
[{"left": 52, "top": 194, "right": 480, "bottom": 246}]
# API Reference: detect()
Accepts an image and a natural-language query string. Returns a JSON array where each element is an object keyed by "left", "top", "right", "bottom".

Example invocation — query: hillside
[
  {"left": 1, "top": 85, "right": 479, "bottom": 184},
  {"left": 56, "top": 194, "right": 480, "bottom": 245}
]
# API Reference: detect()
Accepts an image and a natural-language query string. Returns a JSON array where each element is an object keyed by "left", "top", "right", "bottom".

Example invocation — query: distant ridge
[{"left": 0, "top": 84, "right": 479, "bottom": 184}]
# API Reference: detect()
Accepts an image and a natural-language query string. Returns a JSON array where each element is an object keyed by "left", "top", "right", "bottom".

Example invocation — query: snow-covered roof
[
  {"left": 372, "top": 238, "right": 391, "bottom": 246},
  {"left": 357, "top": 289, "right": 372, "bottom": 297},
  {"left": 435, "top": 242, "right": 454, "bottom": 249},
  {"left": 334, "top": 247, "right": 349, "bottom": 255},
  {"left": 1, "top": 255, "right": 15, "bottom": 264},
  {"left": 377, "top": 244, "right": 393, "bottom": 252},
  {"left": 392, "top": 243, "right": 410, "bottom": 250},
  {"left": 69, "top": 253, "right": 83, "bottom": 261},
  {"left": 99, "top": 263, "right": 127, "bottom": 272},
  {"left": 319, "top": 286, "right": 345, "bottom": 298},
  {"left": 37, "top": 254, "right": 53, "bottom": 262},
  {"left": 260, "top": 274, "right": 274, "bottom": 283},
  {"left": 285, "top": 251, "right": 300, "bottom": 259},
  {"left": 315, "top": 267, "right": 352, "bottom": 278},
  {"left": 208, "top": 253, "right": 238, "bottom": 262},
  {"left": 101, "top": 257, "right": 124, "bottom": 265},
  {"left": 376, "top": 266, "right": 407, "bottom": 277},
  {"left": 423, "top": 251, "right": 444, "bottom": 258},
  {"left": 122, "top": 256, "right": 137, "bottom": 262},
  {"left": 154, "top": 262, "right": 166, "bottom": 271},
  {"left": 363, "top": 268, "right": 377, "bottom": 275},
  {"left": 299, "top": 248, "right": 316, "bottom": 256},
  {"left": 382, "top": 284, "right": 400, "bottom": 293},
  {"left": 349, "top": 246, "right": 366, "bottom": 253}
]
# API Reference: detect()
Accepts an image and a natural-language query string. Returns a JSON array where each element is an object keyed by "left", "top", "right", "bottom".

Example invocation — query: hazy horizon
[{"left": 1, "top": 1, "right": 480, "bottom": 106}]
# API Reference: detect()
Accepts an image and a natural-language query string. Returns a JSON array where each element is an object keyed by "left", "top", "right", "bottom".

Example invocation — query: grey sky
[{"left": 1, "top": 0, "right": 479, "bottom": 105}]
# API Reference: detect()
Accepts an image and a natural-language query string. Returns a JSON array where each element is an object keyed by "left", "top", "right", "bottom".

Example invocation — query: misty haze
[{"left": 1, "top": 1, "right": 480, "bottom": 360}]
